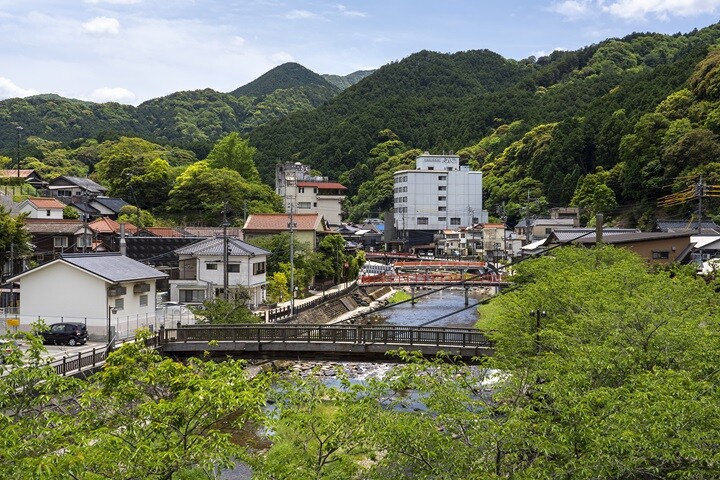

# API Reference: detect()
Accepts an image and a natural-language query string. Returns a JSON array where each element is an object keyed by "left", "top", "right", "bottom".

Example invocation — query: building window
[
  {"left": 46, "top": 209, "right": 51, "bottom": 216},
  {"left": 57, "top": 189, "right": 72, "bottom": 197},
  {"left": 438, "top": 175, "right": 447, "bottom": 180},
  {"left": 313, "top": 202, "right": 317, "bottom": 207},
  {"left": 298, "top": 187, "right": 305, "bottom": 193},
  {"left": 438, "top": 217, "right": 446, "bottom": 222},
  {"left": 450, "top": 218, "right": 461, "bottom": 225},
  {"left": 545, "top": 228, "right": 552, "bottom": 235},
  {"left": 179, "top": 289, "right": 205, "bottom": 303},
  {"left": 206, "top": 263, "right": 218, "bottom": 270},
  {"left": 472, "top": 217, "right": 479, "bottom": 224},
  {"left": 139, "top": 295, "right": 148, "bottom": 307},
  {"left": 298, "top": 202, "right": 312, "bottom": 209},
  {"left": 652, "top": 251, "right": 670, "bottom": 260},
  {"left": 428, "top": 167, "right": 434, "bottom": 170},
  {"left": 417, "top": 217, "right": 429, "bottom": 225},
  {"left": 53, "top": 236, "right": 68, "bottom": 248},
  {"left": 438, "top": 196, "right": 446, "bottom": 201},
  {"left": 114, "top": 298, "right": 124, "bottom": 311},
  {"left": 253, "top": 262, "right": 266, "bottom": 275},
  {"left": 313, "top": 188, "right": 318, "bottom": 193},
  {"left": 438, "top": 206, "right": 446, "bottom": 212},
  {"left": 77, "top": 234, "right": 92, "bottom": 248},
  {"left": 228, "top": 263, "right": 240, "bottom": 273},
  {"left": 438, "top": 186, "right": 447, "bottom": 191}
]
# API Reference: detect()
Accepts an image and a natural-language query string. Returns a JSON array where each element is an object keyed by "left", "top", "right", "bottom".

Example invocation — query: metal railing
[{"left": 159, "top": 324, "right": 491, "bottom": 349}]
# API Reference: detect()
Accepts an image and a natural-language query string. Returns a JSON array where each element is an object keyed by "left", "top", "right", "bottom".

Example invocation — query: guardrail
[{"left": 48, "top": 347, "right": 110, "bottom": 376}]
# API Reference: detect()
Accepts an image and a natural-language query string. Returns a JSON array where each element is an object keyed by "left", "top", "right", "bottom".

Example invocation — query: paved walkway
[{"left": 274, "top": 281, "right": 357, "bottom": 311}]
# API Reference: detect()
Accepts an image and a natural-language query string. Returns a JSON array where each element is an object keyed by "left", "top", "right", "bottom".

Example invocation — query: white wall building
[
  {"left": 8, "top": 253, "right": 167, "bottom": 340},
  {"left": 393, "top": 153, "right": 487, "bottom": 246},
  {"left": 170, "top": 237, "right": 270, "bottom": 308},
  {"left": 275, "top": 162, "right": 347, "bottom": 225},
  {"left": 18, "top": 197, "right": 66, "bottom": 219}
]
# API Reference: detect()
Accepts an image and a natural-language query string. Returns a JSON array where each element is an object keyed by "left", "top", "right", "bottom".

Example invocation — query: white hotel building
[{"left": 393, "top": 153, "right": 487, "bottom": 246}]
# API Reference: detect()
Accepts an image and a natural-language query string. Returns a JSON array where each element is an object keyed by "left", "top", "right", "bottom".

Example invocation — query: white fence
[{"left": 1, "top": 308, "right": 198, "bottom": 342}]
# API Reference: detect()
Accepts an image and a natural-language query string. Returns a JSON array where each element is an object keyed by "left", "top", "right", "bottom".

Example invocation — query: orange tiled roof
[
  {"left": 25, "top": 197, "right": 66, "bottom": 209},
  {"left": 88, "top": 217, "right": 138, "bottom": 234},
  {"left": 244, "top": 213, "right": 324, "bottom": 232},
  {"left": 296, "top": 181, "right": 347, "bottom": 190}
]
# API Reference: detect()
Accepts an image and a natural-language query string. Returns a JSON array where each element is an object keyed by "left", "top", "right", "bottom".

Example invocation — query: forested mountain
[
  {"left": 322, "top": 69, "right": 375, "bottom": 89},
  {"left": 250, "top": 24, "right": 720, "bottom": 226},
  {"left": 0, "top": 63, "right": 364, "bottom": 159},
  {"left": 3, "top": 24, "right": 720, "bottom": 228}
]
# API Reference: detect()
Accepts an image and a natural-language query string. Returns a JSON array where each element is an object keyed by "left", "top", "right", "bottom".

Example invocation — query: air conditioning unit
[
  {"left": 133, "top": 283, "right": 151, "bottom": 294},
  {"left": 108, "top": 286, "right": 127, "bottom": 296}
]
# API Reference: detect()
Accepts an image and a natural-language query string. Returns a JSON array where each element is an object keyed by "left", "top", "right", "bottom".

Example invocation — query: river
[{"left": 377, "top": 288, "right": 484, "bottom": 328}]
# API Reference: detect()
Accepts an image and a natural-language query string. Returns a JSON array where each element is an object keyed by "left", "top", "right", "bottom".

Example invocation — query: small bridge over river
[
  {"left": 359, "top": 272, "right": 508, "bottom": 288},
  {"left": 157, "top": 324, "right": 494, "bottom": 362}
]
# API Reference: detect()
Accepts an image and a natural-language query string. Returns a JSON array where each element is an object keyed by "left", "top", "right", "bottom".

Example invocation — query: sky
[{"left": 0, "top": 0, "right": 719, "bottom": 105}]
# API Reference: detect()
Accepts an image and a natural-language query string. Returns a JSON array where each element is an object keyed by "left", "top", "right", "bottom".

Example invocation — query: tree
[
  {"left": 206, "top": 132, "right": 260, "bottom": 182},
  {"left": 196, "top": 293, "right": 261, "bottom": 324},
  {"left": 70, "top": 330, "right": 271, "bottom": 478},
  {"left": 0, "top": 207, "right": 31, "bottom": 275},
  {"left": 166, "top": 161, "right": 281, "bottom": 224}
]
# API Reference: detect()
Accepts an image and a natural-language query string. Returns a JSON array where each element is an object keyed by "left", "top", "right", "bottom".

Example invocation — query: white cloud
[
  {"left": 90, "top": 87, "right": 136, "bottom": 103},
  {"left": 272, "top": 51, "right": 295, "bottom": 63},
  {"left": 550, "top": 0, "right": 594, "bottom": 19},
  {"left": 337, "top": 4, "right": 367, "bottom": 17},
  {"left": 603, "top": 0, "right": 720, "bottom": 20},
  {"left": 284, "top": 10, "right": 317, "bottom": 20},
  {"left": 0, "top": 78, "right": 40, "bottom": 100},
  {"left": 82, "top": 16, "right": 120, "bottom": 35},
  {"left": 231, "top": 35, "right": 245, "bottom": 47}
]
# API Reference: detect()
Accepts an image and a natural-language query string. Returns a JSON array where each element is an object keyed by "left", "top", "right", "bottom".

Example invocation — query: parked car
[{"left": 42, "top": 322, "right": 88, "bottom": 346}]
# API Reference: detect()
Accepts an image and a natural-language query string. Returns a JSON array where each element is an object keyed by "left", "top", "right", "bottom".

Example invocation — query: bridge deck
[{"left": 159, "top": 324, "right": 494, "bottom": 362}]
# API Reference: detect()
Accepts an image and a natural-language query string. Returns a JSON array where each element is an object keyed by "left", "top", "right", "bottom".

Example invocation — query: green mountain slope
[
  {"left": 322, "top": 69, "right": 375, "bottom": 89},
  {"left": 230, "top": 62, "right": 339, "bottom": 98}
]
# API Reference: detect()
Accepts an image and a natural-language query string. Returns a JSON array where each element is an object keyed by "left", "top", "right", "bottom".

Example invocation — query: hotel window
[
  {"left": 438, "top": 175, "right": 447, "bottom": 180},
  {"left": 417, "top": 217, "right": 429, "bottom": 225},
  {"left": 438, "top": 196, "right": 446, "bottom": 201},
  {"left": 438, "top": 186, "right": 447, "bottom": 191},
  {"left": 438, "top": 217, "right": 446, "bottom": 222},
  {"left": 438, "top": 206, "right": 446, "bottom": 212},
  {"left": 450, "top": 218, "right": 461, "bottom": 225},
  {"left": 472, "top": 217, "right": 479, "bottom": 224}
]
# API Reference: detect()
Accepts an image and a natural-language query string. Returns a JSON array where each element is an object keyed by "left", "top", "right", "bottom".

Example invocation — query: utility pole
[
  {"left": 524, "top": 189, "right": 532, "bottom": 245},
  {"left": 222, "top": 202, "right": 230, "bottom": 300},
  {"left": 288, "top": 201, "right": 297, "bottom": 316},
  {"left": 15, "top": 125, "right": 23, "bottom": 189},
  {"left": 697, "top": 175, "right": 705, "bottom": 235}
]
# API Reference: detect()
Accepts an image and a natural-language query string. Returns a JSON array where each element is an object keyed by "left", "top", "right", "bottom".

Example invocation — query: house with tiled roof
[
  {"left": 8, "top": 252, "right": 167, "bottom": 341},
  {"left": 0, "top": 169, "right": 46, "bottom": 189},
  {"left": 24, "top": 218, "right": 85, "bottom": 262},
  {"left": 46, "top": 175, "right": 108, "bottom": 198},
  {"left": 18, "top": 197, "right": 66, "bottom": 219},
  {"left": 170, "top": 236, "right": 269, "bottom": 307},
  {"left": 243, "top": 213, "right": 330, "bottom": 249}
]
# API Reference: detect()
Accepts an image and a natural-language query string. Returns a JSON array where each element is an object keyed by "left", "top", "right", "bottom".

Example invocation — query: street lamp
[
  {"left": 530, "top": 309, "right": 546, "bottom": 354},
  {"left": 15, "top": 125, "right": 23, "bottom": 185}
]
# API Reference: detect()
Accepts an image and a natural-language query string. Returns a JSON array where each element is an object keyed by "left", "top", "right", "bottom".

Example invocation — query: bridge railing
[{"left": 159, "top": 324, "right": 491, "bottom": 348}]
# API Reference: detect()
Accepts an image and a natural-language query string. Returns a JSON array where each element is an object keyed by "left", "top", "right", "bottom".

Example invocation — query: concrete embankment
[{"left": 288, "top": 286, "right": 394, "bottom": 325}]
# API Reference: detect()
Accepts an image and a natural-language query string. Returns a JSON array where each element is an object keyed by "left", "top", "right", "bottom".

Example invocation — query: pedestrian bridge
[{"left": 157, "top": 324, "right": 494, "bottom": 362}]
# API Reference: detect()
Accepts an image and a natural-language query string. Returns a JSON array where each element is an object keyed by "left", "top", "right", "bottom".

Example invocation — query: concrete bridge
[{"left": 157, "top": 324, "right": 494, "bottom": 362}]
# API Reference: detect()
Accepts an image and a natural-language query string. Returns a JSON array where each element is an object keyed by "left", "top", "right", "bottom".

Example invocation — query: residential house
[
  {"left": 18, "top": 197, "right": 66, "bottom": 219},
  {"left": 8, "top": 253, "right": 167, "bottom": 340},
  {"left": 473, "top": 223, "right": 507, "bottom": 261},
  {"left": 61, "top": 196, "right": 130, "bottom": 221},
  {"left": 656, "top": 219, "right": 720, "bottom": 235},
  {"left": 170, "top": 237, "right": 270, "bottom": 307},
  {"left": 45, "top": 175, "right": 108, "bottom": 198},
  {"left": 24, "top": 218, "right": 85, "bottom": 262},
  {"left": 275, "top": 162, "right": 347, "bottom": 225},
  {"left": 514, "top": 217, "right": 576, "bottom": 243},
  {"left": 544, "top": 231, "right": 693, "bottom": 264},
  {"left": 0, "top": 169, "right": 46, "bottom": 189},
  {"left": 243, "top": 213, "right": 330, "bottom": 250}
]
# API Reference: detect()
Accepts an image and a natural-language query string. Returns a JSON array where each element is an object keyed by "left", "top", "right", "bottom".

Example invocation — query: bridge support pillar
[
  {"left": 464, "top": 286, "right": 469, "bottom": 306},
  {"left": 411, "top": 286, "right": 416, "bottom": 306}
]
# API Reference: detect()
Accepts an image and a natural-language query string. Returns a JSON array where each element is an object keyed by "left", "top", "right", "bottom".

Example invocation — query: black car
[{"left": 42, "top": 322, "right": 88, "bottom": 346}]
